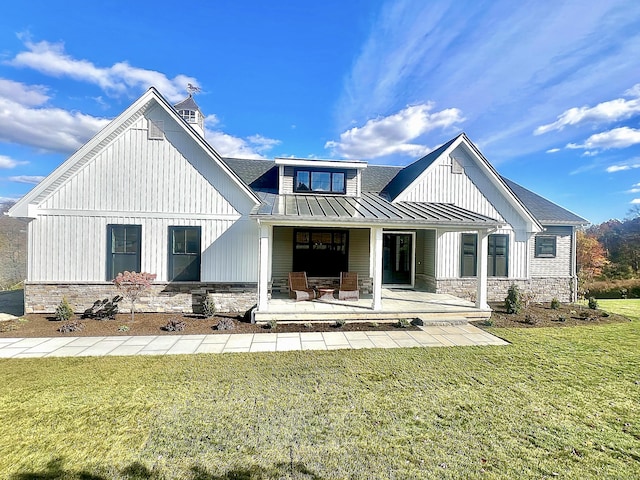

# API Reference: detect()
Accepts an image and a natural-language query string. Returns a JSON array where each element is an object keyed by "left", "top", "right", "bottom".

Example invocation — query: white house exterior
[{"left": 8, "top": 88, "right": 587, "bottom": 315}]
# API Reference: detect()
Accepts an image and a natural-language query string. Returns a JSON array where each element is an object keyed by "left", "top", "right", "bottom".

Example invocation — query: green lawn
[{"left": 1, "top": 303, "right": 639, "bottom": 479}]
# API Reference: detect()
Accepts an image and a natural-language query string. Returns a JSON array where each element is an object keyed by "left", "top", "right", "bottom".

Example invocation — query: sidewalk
[{"left": 0, "top": 324, "right": 507, "bottom": 358}]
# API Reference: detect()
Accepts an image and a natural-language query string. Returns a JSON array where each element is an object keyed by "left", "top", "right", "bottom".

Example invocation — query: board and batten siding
[
  {"left": 530, "top": 227, "right": 573, "bottom": 277},
  {"left": 28, "top": 108, "right": 259, "bottom": 282},
  {"left": 436, "top": 227, "right": 528, "bottom": 279}
]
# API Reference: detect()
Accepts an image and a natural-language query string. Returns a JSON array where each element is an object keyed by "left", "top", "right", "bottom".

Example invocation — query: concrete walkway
[{"left": 0, "top": 324, "right": 507, "bottom": 358}]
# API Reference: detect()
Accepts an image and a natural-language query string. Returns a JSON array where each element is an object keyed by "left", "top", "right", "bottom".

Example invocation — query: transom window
[
  {"left": 169, "top": 226, "right": 201, "bottom": 281},
  {"left": 293, "top": 229, "right": 348, "bottom": 276},
  {"left": 535, "top": 236, "right": 557, "bottom": 258},
  {"left": 294, "top": 169, "right": 346, "bottom": 194},
  {"left": 107, "top": 225, "right": 141, "bottom": 280}
]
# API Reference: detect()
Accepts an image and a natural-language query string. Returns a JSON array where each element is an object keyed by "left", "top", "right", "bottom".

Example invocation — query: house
[{"left": 8, "top": 88, "right": 587, "bottom": 317}]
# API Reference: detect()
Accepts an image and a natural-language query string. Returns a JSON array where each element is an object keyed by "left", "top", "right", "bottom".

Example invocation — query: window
[
  {"left": 293, "top": 229, "right": 348, "bottom": 276},
  {"left": 461, "top": 233, "right": 477, "bottom": 277},
  {"left": 107, "top": 225, "right": 141, "bottom": 280},
  {"left": 294, "top": 169, "right": 346, "bottom": 194},
  {"left": 488, "top": 234, "right": 509, "bottom": 277},
  {"left": 178, "top": 109, "right": 196, "bottom": 123},
  {"left": 535, "top": 236, "right": 556, "bottom": 258},
  {"left": 169, "top": 226, "right": 201, "bottom": 281}
]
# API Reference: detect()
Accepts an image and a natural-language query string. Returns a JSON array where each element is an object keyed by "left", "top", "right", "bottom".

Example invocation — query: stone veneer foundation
[
  {"left": 24, "top": 282, "right": 258, "bottom": 315},
  {"left": 435, "top": 277, "right": 575, "bottom": 303}
]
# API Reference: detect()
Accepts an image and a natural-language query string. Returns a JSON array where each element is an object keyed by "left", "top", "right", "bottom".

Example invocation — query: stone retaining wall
[
  {"left": 24, "top": 282, "right": 258, "bottom": 315},
  {"left": 435, "top": 277, "right": 574, "bottom": 303}
]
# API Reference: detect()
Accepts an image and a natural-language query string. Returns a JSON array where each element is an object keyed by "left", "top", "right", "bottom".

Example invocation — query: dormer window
[{"left": 295, "top": 169, "right": 346, "bottom": 194}]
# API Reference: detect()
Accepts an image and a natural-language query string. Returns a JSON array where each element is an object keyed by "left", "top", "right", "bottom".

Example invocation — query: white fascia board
[{"left": 275, "top": 158, "right": 367, "bottom": 169}]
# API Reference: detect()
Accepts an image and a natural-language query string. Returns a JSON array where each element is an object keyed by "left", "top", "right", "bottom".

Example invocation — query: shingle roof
[
  {"left": 501, "top": 177, "right": 588, "bottom": 225},
  {"left": 173, "top": 95, "right": 200, "bottom": 111},
  {"left": 222, "top": 158, "right": 278, "bottom": 193},
  {"left": 251, "top": 191, "right": 501, "bottom": 227}
]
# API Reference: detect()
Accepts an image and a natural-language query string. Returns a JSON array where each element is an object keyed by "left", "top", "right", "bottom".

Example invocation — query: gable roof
[
  {"left": 9, "top": 88, "right": 259, "bottom": 218},
  {"left": 501, "top": 177, "right": 588, "bottom": 225}
]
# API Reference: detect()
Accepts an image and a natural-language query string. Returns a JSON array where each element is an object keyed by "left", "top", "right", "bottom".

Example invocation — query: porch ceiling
[{"left": 251, "top": 192, "right": 501, "bottom": 227}]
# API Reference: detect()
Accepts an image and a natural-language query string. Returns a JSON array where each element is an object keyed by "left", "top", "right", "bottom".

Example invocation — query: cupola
[{"left": 174, "top": 93, "right": 204, "bottom": 137}]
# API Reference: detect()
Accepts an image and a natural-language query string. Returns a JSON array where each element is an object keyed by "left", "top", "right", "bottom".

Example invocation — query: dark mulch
[
  {"left": 0, "top": 312, "right": 419, "bottom": 337},
  {"left": 474, "top": 301, "right": 630, "bottom": 328}
]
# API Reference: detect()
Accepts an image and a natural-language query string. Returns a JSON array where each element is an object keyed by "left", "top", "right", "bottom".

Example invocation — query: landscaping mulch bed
[
  {"left": 478, "top": 301, "right": 630, "bottom": 328},
  {"left": 0, "top": 312, "right": 419, "bottom": 337}
]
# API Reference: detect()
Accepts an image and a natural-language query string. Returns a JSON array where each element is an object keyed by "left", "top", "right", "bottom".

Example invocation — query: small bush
[
  {"left": 57, "top": 320, "right": 83, "bottom": 333},
  {"left": 117, "top": 325, "right": 130, "bottom": 332},
  {"left": 370, "top": 321, "right": 379, "bottom": 328},
  {"left": 163, "top": 318, "right": 186, "bottom": 332},
  {"left": 411, "top": 318, "right": 424, "bottom": 327},
  {"left": 556, "top": 315, "right": 566, "bottom": 323},
  {"left": 216, "top": 317, "right": 236, "bottom": 331},
  {"left": 505, "top": 284, "right": 523, "bottom": 314},
  {"left": 481, "top": 318, "right": 494, "bottom": 327},
  {"left": 588, "top": 297, "right": 598, "bottom": 310},
  {"left": 397, "top": 318, "right": 411, "bottom": 328},
  {"left": 202, "top": 295, "right": 217, "bottom": 318},
  {"left": 334, "top": 319, "right": 346, "bottom": 328},
  {"left": 55, "top": 298, "right": 74, "bottom": 322},
  {"left": 266, "top": 319, "right": 277, "bottom": 330},
  {"left": 550, "top": 298, "right": 560, "bottom": 310},
  {"left": 303, "top": 322, "right": 313, "bottom": 329},
  {"left": 523, "top": 314, "right": 537, "bottom": 325}
]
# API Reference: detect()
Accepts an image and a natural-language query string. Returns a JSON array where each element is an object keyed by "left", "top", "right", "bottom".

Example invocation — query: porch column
[
  {"left": 257, "top": 223, "right": 271, "bottom": 311},
  {"left": 370, "top": 226, "right": 383, "bottom": 310},
  {"left": 476, "top": 229, "right": 489, "bottom": 310}
]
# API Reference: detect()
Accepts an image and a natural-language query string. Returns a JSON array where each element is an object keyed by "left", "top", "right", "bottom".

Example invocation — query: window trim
[
  {"left": 168, "top": 226, "right": 202, "bottom": 282},
  {"left": 535, "top": 235, "right": 557, "bottom": 258},
  {"left": 488, "top": 234, "right": 509, "bottom": 277},
  {"left": 293, "top": 168, "right": 347, "bottom": 194},
  {"left": 106, "top": 224, "right": 141, "bottom": 280}
]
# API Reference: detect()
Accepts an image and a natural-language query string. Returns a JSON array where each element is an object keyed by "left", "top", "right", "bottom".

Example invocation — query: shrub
[
  {"left": 505, "top": 284, "right": 523, "bottom": 314},
  {"left": 550, "top": 298, "right": 560, "bottom": 310},
  {"left": 303, "top": 322, "right": 313, "bottom": 329},
  {"left": 588, "top": 297, "right": 598, "bottom": 310},
  {"left": 557, "top": 315, "right": 566, "bottom": 322},
  {"left": 397, "top": 318, "right": 411, "bottom": 328},
  {"left": 117, "top": 325, "right": 130, "bottom": 332},
  {"left": 334, "top": 319, "right": 346, "bottom": 328},
  {"left": 113, "top": 271, "right": 156, "bottom": 322},
  {"left": 524, "top": 314, "right": 537, "bottom": 325},
  {"left": 482, "top": 318, "right": 494, "bottom": 327},
  {"left": 163, "top": 318, "right": 186, "bottom": 332},
  {"left": 216, "top": 317, "right": 236, "bottom": 331},
  {"left": 55, "top": 297, "right": 74, "bottom": 322},
  {"left": 57, "top": 320, "right": 83, "bottom": 333},
  {"left": 411, "top": 318, "right": 424, "bottom": 327},
  {"left": 82, "top": 296, "right": 122, "bottom": 320},
  {"left": 202, "top": 295, "right": 217, "bottom": 318},
  {"left": 267, "top": 319, "right": 277, "bottom": 330}
]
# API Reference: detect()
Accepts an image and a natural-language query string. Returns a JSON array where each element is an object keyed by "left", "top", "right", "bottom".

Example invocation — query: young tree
[
  {"left": 576, "top": 230, "right": 608, "bottom": 282},
  {"left": 113, "top": 271, "right": 156, "bottom": 321}
]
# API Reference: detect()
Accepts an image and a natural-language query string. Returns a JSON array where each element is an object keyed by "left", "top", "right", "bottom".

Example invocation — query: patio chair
[
  {"left": 288, "top": 272, "right": 316, "bottom": 301},
  {"left": 338, "top": 272, "right": 359, "bottom": 301}
]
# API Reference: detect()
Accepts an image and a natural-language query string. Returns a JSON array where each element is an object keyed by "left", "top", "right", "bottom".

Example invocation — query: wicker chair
[
  {"left": 338, "top": 272, "right": 359, "bottom": 301},
  {"left": 288, "top": 272, "right": 316, "bottom": 301}
]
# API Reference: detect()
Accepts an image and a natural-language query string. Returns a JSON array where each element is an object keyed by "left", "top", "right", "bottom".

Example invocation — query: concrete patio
[{"left": 0, "top": 323, "right": 508, "bottom": 358}]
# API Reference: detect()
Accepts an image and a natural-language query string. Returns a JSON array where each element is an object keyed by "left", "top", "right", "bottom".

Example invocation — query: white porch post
[
  {"left": 476, "top": 229, "right": 489, "bottom": 309},
  {"left": 370, "top": 226, "right": 383, "bottom": 310},
  {"left": 257, "top": 223, "right": 271, "bottom": 311}
]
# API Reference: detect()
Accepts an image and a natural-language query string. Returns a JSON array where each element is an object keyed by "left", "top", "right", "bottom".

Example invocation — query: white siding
[
  {"left": 280, "top": 166, "right": 359, "bottom": 196},
  {"left": 29, "top": 106, "right": 258, "bottom": 282}
]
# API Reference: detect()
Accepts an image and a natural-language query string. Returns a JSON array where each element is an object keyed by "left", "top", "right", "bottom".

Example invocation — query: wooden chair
[
  {"left": 288, "top": 272, "right": 316, "bottom": 301},
  {"left": 338, "top": 272, "right": 359, "bottom": 301}
]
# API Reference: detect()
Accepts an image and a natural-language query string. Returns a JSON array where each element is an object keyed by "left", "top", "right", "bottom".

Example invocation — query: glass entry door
[{"left": 382, "top": 232, "right": 414, "bottom": 286}]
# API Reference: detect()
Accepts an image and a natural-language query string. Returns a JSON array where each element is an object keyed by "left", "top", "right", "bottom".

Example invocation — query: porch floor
[{"left": 254, "top": 288, "right": 491, "bottom": 323}]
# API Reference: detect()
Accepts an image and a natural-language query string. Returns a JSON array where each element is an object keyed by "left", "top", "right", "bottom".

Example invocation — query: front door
[{"left": 383, "top": 232, "right": 414, "bottom": 286}]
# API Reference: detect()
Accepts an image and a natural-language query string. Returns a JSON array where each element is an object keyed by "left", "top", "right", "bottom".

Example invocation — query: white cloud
[
  {"left": 325, "top": 103, "right": 464, "bottom": 159},
  {"left": 605, "top": 163, "right": 640, "bottom": 173},
  {"left": 567, "top": 127, "right": 640, "bottom": 152},
  {"left": 246, "top": 134, "right": 282, "bottom": 153},
  {"left": 631, "top": 198, "right": 640, "bottom": 204},
  {"left": 0, "top": 155, "right": 27, "bottom": 169},
  {"left": 8, "top": 175, "right": 45, "bottom": 184},
  {"left": 535, "top": 84, "right": 640, "bottom": 134},
  {"left": 8, "top": 39, "right": 198, "bottom": 102},
  {"left": 546, "top": 148, "right": 561, "bottom": 153},
  {"left": 203, "top": 116, "right": 280, "bottom": 159},
  {"left": 0, "top": 84, "right": 110, "bottom": 153}
]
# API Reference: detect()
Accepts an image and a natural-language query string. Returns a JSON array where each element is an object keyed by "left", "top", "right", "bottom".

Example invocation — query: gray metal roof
[
  {"left": 173, "top": 95, "right": 201, "bottom": 111},
  {"left": 251, "top": 191, "right": 501, "bottom": 227}
]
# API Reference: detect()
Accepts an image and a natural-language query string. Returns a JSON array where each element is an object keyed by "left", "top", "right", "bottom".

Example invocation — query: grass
[{"left": 0, "top": 303, "right": 639, "bottom": 479}]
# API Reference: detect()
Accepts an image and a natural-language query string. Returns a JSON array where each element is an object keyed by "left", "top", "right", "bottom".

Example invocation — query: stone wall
[
  {"left": 435, "top": 277, "right": 575, "bottom": 303},
  {"left": 24, "top": 282, "right": 258, "bottom": 315}
]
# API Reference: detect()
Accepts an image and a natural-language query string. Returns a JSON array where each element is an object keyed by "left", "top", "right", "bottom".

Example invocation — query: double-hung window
[
  {"left": 488, "top": 234, "right": 509, "bottom": 277},
  {"left": 294, "top": 170, "right": 346, "bottom": 193},
  {"left": 169, "top": 226, "right": 201, "bottom": 281},
  {"left": 107, "top": 225, "right": 141, "bottom": 280},
  {"left": 461, "top": 233, "right": 478, "bottom": 277}
]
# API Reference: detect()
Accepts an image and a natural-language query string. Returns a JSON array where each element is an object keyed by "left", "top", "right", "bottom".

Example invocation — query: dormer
[
  {"left": 275, "top": 158, "right": 368, "bottom": 197},
  {"left": 173, "top": 94, "right": 205, "bottom": 137}
]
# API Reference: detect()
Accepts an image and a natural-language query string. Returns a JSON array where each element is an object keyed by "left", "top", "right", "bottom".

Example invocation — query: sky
[{"left": 0, "top": 0, "right": 639, "bottom": 224}]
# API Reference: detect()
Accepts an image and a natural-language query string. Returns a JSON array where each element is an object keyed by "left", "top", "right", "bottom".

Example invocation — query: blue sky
[{"left": 1, "top": 0, "right": 639, "bottom": 224}]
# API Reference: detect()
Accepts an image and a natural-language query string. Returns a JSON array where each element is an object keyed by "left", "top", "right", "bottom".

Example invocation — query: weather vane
[{"left": 187, "top": 83, "right": 201, "bottom": 95}]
